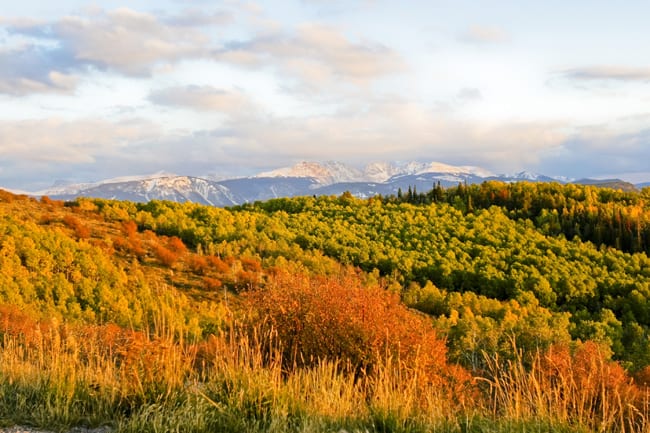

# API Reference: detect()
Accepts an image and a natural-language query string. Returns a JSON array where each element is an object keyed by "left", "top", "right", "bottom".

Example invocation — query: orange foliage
[
  {"left": 121, "top": 220, "right": 138, "bottom": 237},
  {"left": 206, "top": 255, "right": 230, "bottom": 274},
  {"left": 530, "top": 341, "right": 642, "bottom": 429},
  {"left": 0, "top": 189, "right": 28, "bottom": 203},
  {"left": 0, "top": 305, "right": 46, "bottom": 347},
  {"left": 240, "top": 256, "right": 262, "bottom": 272},
  {"left": 153, "top": 244, "right": 179, "bottom": 267},
  {"left": 0, "top": 190, "right": 16, "bottom": 203},
  {"left": 167, "top": 236, "right": 187, "bottom": 254},
  {"left": 233, "top": 270, "right": 261, "bottom": 291},
  {"left": 540, "top": 342, "right": 635, "bottom": 400},
  {"left": 62, "top": 214, "right": 91, "bottom": 239},
  {"left": 147, "top": 235, "right": 187, "bottom": 268},
  {"left": 244, "top": 268, "right": 456, "bottom": 384},
  {"left": 188, "top": 255, "right": 208, "bottom": 274},
  {"left": 0, "top": 307, "right": 179, "bottom": 390},
  {"left": 203, "top": 277, "right": 223, "bottom": 290},
  {"left": 39, "top": 212, "right": 54, "bottom": 225},
  {"left": 113, "top": 235, "right": 145, "bottom": 258}
]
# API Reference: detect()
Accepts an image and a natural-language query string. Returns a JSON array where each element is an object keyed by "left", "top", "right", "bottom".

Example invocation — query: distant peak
[
  {"left": 255, "top": 161, "right": 362, "bottom": 185},
  {"left": 254, "top": 160, "right": 496, "bottom": 184}
]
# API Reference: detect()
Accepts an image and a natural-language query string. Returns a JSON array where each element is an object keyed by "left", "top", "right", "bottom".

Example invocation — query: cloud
[
  {"left": 148, "top": 85, "right": 252, "bottom": 112},
  {"left": 532, "top": 121, "right": 650, "bottom": 179},
  {"left": 9, "top": 103, "right": 650, "bottom": 191},
  {"left": 217, "top": 23, "right": 405, "bottom": 88},
  {"left": 202, "top": 99, "right": 568, "bottom": 172},
  {"left": 0, "top": 117, "right": 159, "bottom": 164},
  {"left": 559, "top": 66, "right": 650, "bottom": 82},
  {"left": 459, "top": 25, "right": 509, "bottom": 44},
  {"left": 0, "top": 99, "right": 573, "bottom": 191},
  {"left": 2, "top": 7, "right": 217, "bottom": 85},
  {"left": 2, "top": 7, "right": 402, "bottom": 96},
  {"left": 0, "top": 44, "right": 79, "bottom": 95},
  {"left": 53, "top": 8, "right": 210, "bottom": 76},
  {"left": 163, "top": 8, "right": 232, "bottom": 27}
]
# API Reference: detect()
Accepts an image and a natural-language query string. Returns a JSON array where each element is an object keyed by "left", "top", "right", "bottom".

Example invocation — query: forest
[{"left": 1, "top": 182, "right": 650, "bottom": 432}]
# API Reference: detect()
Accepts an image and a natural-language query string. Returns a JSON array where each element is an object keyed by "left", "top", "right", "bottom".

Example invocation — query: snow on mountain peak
[
  {"left": 36, "top": 171, "right": 179, "bottom": 196},
  {"left": 254, "top": 160, "right": 496, "bottom": 184},
  {"left": 501, "top": 171, "right": 543, "bottom": 181},
  {"left": 373, "top": 161, "right": 495, "bottom": 179},
  {"left": 415, "top": 162, "right": 495, "bottom": 177},
  {"left": 255, "top": 161, "right": 362, "bottom": 185},
  {"left": 363, "top": 162, "right": 402, "bottom": 183}
]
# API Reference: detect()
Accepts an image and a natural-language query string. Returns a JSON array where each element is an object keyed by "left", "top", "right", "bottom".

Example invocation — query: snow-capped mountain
[
  {"left": 258, "top": 160, "right": 497, "bottom": 185},
  {"left": 30, "top": 160, "right": 639, "bottom": 206},
  {"left": 389, "top": 161, "right": 495, "bottom": 179},
  {"left": 35, "top": 172, "right": 177, "bottom": 197},
  {"left": 256, "top": 161, "right": 363, "bottom": 185},
  {"left": 498, "top": 171, "right": 558, "bottom": 182},
  {"left": 48, "top": 176, "right": 237, "bottom": 207},
  {"left": 362, "top": 162, "right": 403, "bottom": 183}
]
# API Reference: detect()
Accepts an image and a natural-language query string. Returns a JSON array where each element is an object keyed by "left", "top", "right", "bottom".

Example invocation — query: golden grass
[{"left": 0, "top": 298, "right": 648, "bottom": 432}]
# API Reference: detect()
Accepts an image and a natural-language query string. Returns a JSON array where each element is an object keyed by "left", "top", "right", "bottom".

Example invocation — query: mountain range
[{"left": 23, "top": 161, "right": 642, "bottom": 207}]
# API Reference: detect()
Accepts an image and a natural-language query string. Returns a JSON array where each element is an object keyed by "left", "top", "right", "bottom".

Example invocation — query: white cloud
[
  {"left": 2, "top": 6, "right": 403, "bottom": 97},
  {"left": 0, "top": 117, "right": 159, "bottom": 163},
  {"left": 163, "top": 8, "right": 232, "bottom": 27},
  {"left": 0, "top": 6, "right": 224, "bottom": 90},
  {"left": 5, "top": 102, "right": 650, "bottom": 190},
  {"left": 217, "top": 23, "right": 405, "bottom": 89},
  {"left": 54, "top": 8, "right": 209, "bottom": 76},
  {"left": 148, "top": 85, "right": 253, "bottom": 112},
  {"left": 207, "top": 99, "right": 569, "bottom": 172}
]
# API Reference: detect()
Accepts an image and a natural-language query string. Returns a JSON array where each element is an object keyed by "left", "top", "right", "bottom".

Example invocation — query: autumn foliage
[
  {"left": 62, "top": 214, "right": 91, "bottom": 239},
  {"left": 243, "top": 268, "right": 454, "bottom": 379},
  {"left": 486, "top": 341, "right": 645, "bottom": 432}
]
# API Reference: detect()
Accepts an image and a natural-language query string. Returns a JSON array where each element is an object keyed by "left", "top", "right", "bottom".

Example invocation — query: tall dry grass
[
  {"left": 482, "top": 342, "right": 648, "bottom": 433},
  {"left": 0, "top": 280, "right": 649, "bottom": 432},
  {"left": 0, "top": 303, "right": 471, "bottom": 432}
]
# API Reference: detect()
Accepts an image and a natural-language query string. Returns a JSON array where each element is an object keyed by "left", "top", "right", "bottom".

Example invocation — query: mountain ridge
[{"left": 15, "top": 160, "right": 645, "bottom": 206}]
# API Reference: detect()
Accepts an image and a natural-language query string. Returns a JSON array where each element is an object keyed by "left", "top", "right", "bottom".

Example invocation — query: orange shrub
[
  {"left": 0, "top": 305, "right": 46, "bottom": 347},
  {"left": 243, "top": 268, "right": 452, "bottom": 381},
  {"left": 240, "top": 257, "right": 262, "bottom": 272},
  {"left": 207, "top": 255, "right": 230, "bottom": 274},
  {"left": 234, "top": 270, "right": 260, "bottom": 291},
  {"left": 203, "top": 277, "right": 223, "bottom": 290},
  {"left": 153, "top": 244, "right": 179, "bottom": 267},
  {"left": 113, "top": 235, "right": 145, "bottom": 258},
  {"left": 188, "top": 255, "right": 209, "bottom": 274},
  {"left": 0, "top": 189, "right": 15, "bottom": 203},
  {"left": 122, "top": 220, "right": 138, "bottom": 237},
  {"left": 39, "top": 212, "right": 54, "bottom": 225},
  {"left": 167, "top": 236, "right": 187, "bottom": 255},
  {"left": 63, "top": 214, "right": 91, "bottom": 239},
  {"left": 532, "top": 341, "right": 641, "bottom": 430}
]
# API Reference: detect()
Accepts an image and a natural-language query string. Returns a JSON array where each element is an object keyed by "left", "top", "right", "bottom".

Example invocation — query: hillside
[{"left": 1, "top": 184, "right": 650, "bottom": 432}]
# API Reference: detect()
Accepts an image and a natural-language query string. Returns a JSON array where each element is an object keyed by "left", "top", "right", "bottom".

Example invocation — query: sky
[{"left": 1, "top": 0, "right": 650, "bottom": 191}]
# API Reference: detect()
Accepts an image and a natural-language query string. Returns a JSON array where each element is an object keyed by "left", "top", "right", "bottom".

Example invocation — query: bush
[
  {"left": 63, "top": 214, "right": 91, "bottom": 239},
  {"left": 243, "top": 267, "right": 456, "bottom": 383}
]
